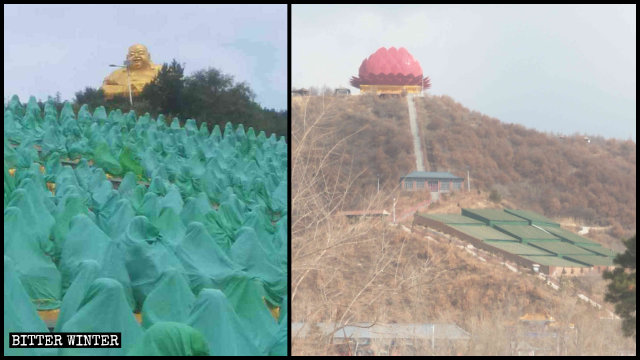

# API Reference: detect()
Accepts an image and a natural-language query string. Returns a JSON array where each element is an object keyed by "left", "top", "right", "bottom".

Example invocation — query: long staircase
[{"left": 406, "top": 94, "right": 425, "bottom": 171}]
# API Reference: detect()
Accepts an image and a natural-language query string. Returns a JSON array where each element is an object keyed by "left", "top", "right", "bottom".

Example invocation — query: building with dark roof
[
  {"left": 504, "top": 209, "right": 561, "bottom": 228},
  {"left": 461, "top": 208, "right": 529, "bottom": 226},
  {"left": 412, "top": 208, "right": 617, "bottom": 277},
  {"left": 292, "top": 88, "right": 310, "bottom": 96},
  {"left": 400, "top": 171, "right": 464, "bottom": 195}
]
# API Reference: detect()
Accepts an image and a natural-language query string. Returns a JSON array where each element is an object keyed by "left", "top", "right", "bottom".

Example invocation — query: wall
[
  {"left": 401, "top": 178, "right": 464, "bottom": 193},
  {"left": 548, "top": 265, "right": 615, "bottom": 277}
]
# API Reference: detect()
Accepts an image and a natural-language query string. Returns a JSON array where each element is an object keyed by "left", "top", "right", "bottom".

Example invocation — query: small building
[
  {"left": 418, "top": 213, "right": 484, "bottom": 227},
  {"left": 337, "top": 209, "right": 390, "bottom": 219},
  {"left": 461, "top": 208, "right": 529, "bottom": 227},
  {"left": 412, "top": 208, "right": 617, "bottom": 278},
  {"left": 518, "top": 312, "right": 556, "bottom": 326},
  {"left": 400, "top": 171, "right": 464, "bottom": 193},
  {"left": 291, "top": 88, "right": 310, "bottom": 96},
  {"left": 334, "top": 88, "right": 351, "bottom": 96}
]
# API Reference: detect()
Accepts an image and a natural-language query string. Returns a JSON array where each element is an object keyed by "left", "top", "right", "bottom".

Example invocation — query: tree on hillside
[
  {"left": 74, "top": 87, "right": 134, "bottom": 114},
  {"left": 72, "top": 64, "right": 287, "bottom": 138},
  {"left": 74, "top": 87, "right": 107, "bottom": 111},
  {"left": 489, "top": 189, "right": 502, "bottom": 203},
  {"left": 603, "top": 234, "right": 636, "bottom": 338},
  {"left": 139, "top": 59, "right": 185, "bottom": 116},
  {"left": 182, "top": 68, "right": 255, "bottom": 126}
]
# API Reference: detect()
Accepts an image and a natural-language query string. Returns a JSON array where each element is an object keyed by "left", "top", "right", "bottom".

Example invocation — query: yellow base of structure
[
  {"left": 38, "top": 309, "right": 144, "bottom": 328},
  {"left": 38, "top": 307, "right": 278, "bottom": 329},
  {"left": 360, "top": 84, "right": 422, "bottom": 95}
]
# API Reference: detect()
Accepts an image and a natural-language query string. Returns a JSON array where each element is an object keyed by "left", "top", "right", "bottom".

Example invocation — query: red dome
[
  {"left": 360, "top": 47, "right": 423, "bottom": 78},
  {"left": 350, "top": 47, "right": 431, "bottom": 89}
]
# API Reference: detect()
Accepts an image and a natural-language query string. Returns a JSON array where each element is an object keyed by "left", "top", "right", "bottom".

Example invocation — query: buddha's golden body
[{"left": 102, "top": 44, "right": 161, "bottom": 99}]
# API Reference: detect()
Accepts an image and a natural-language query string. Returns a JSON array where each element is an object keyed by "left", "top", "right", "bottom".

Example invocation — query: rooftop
[
  {"left": 540, "top": 226, "right": 601, "bottom": 246},
  {"left": 581, "top": 246, "right": 617, "bottom": 257},
  {"left": 484, "top": 240, "right": 555, "bottom": 256},
  {"left": 527, "top": 240, "right": 602, "bottom": 256},
  {"left": 401, "top": 171, "right": 463, "bottom": 180},
  {"left": 504, "top": 209, "right": 559, "bottom": 227},
  {"left": 414, "top": 209, "right": 616, "bottom": 275},
  {"left": 292, "top": 322, "right": 470, "bottom": 340},
  {"left": 418, "top": 213, "right": 484, "bottom": 225},
  {"left": 564, "top": 254, "right": 615, "bottom": 266},
  {"left": 519, "top": 312, "right": 555, "bottom": 323},
  {"left": 451, "top": 224, "right": 518, "bottom": 241},
  {"left": 494, "top": 224, "right": 560, "bottom": 241},
  {"left": 461, "top": 208, "right": 529, "bottom": 224}
]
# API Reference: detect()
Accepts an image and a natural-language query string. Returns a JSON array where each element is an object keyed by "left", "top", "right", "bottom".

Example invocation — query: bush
[
  {"left": 489, "top": 189, "right": 501, "bottom": 203},
  {"left": 427, "top": 117, "right": 444, "bottom": 131},
  {"left": 73, "top": 61, "right": 287, "bottom": 140}
]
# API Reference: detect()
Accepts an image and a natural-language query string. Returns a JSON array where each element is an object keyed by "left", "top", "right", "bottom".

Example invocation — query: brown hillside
[
  {"left": 292, "top": 94, "right": 636, "bottom": 240},
  {"left": 292, "top": 95, "right": 415, "bottom": 208},
  {"left": 291, "top": 94, "right": 635, "bottom": 355},
  {"left": 415, "top": 94, "right": 635, "bottom": 236}
]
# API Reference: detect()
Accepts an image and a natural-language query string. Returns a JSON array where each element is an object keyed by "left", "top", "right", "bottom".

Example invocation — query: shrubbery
[
  {"left": 489, "top": 189, "right": 502, "bottom": 203},
  {"left": 72, "top": 60, "right": 287, "bottom": 140}
]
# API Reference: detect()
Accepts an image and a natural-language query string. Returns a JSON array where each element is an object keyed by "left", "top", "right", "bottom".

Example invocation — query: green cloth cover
[
  {"left": 59, "top": 278, "right": 143, "bottom": 356},
  {"left": 128, "top": 322, "right": 210, "bottom": 356}
]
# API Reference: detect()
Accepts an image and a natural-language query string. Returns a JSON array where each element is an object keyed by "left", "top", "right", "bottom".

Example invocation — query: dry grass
[
  {"left": 415, "top": 94, "right": 635, "bottom": 240},
  {"left": 291, "top": 95, "right": 635, "bottom": 355}
]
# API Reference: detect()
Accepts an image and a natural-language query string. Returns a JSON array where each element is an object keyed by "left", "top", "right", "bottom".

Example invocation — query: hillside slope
[
  {"left": 415, "top": 95, "right": 635, "bottom": 236},
  {"left": 292, "top": 94, "right": 636, "bottom": 241},
  {"left": 291, "top": 94, "right": 635, "bottom": 355},
  {"left": 292, "top": 213, "right": 634, "bottom": 355},
  {"left": 292, "top": 95, "right": 415, "bottom": 208}
]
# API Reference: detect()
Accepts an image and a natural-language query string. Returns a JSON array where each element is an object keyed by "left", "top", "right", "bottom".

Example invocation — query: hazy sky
[
  {"left": 293, "top": 4, "right": 636, "bottom": 140},
  {"left": 4, "top": 4, "right": 287, "bottom": 110}
]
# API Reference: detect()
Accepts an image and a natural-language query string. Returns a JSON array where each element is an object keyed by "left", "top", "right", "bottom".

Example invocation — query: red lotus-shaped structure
[{"left": 350, "top": 47, "right": 431, "bottom": 89}]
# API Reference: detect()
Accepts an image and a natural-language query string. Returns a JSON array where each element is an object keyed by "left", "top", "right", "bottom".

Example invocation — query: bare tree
[{"left": 292, "top": 96, "right": 442, "bottom": 355}]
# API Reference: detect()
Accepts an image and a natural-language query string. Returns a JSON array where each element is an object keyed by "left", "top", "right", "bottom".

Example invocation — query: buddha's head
[{"left": 126, "top": 44, "right": 152, "bottom": 70}]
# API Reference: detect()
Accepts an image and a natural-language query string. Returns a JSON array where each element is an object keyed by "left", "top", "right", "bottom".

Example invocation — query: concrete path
[
  {"left": 406, "top": 94, "right": 425, "bottom": 171},
  {"left": 395, "top": 199, "right": 432, "bottom": 223}
]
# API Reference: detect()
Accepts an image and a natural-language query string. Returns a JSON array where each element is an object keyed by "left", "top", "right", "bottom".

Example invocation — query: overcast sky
[
  {"left": 293, "top": 4, "right": 636, "bottom": 140},
  {"left": 4, "top": 4, "right": 287, "bottom": 111}
]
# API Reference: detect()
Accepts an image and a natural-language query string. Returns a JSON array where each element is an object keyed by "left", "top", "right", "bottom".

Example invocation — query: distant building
[
  {"left": 506, "top": 312, "right": 576, "bottom": 356},
  {"left": 337, "top": 209, "right": 390, "bottom": 219},
  {"left": 293, "top": 322, "right": 470, "bottom": 356},
  {"left": 334, "top": 87, "right": 351, "bottom": 96},
  {"left": 400, "top": 171, "right": 464, "bottom": 193},
  {"left": 292, "top": 88, "right": 310, "bottom": 96},
  {"left": 350, "top": 47, "right": 431, "bottom": 96},
  {"left": 412, "top": 208, "right": 617, "bottom": 278}
]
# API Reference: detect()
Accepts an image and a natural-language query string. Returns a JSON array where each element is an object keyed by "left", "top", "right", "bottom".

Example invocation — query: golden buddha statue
[{"left": 102, "top": 44, "right": 162, "bottom": 99}]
